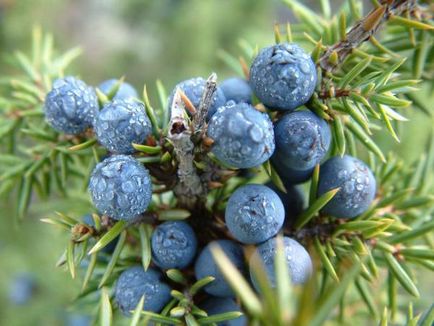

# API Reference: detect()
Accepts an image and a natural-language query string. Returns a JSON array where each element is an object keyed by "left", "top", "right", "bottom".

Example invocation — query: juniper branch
[
  {"left": 319, "top": 0, "right": 416, "bottom": 72},
  {"left": 168, "top": 89, "right": 205, "bottom": 209}
]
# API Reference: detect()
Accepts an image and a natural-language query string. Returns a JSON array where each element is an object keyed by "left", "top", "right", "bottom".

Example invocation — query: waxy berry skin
[
  {"left": 194, "top": 240, "right": 246, "bottom": 298},
  {"left": 94, "top": 99, "right": 152, "bottom": 154},
  {"left": 273, "top": 110, "right": 331, "bottom": 171},
  {"left": 200, "top": 297, "right": 247, "bottom": 326},
  {"left": 98, "top": 79, "right": 138, "bottom": 100},
  {"left": 114, "top": 266, "right": 171, "bottom": 315},
  {"left": 250, "top": 43, "right": 317, "bottom": 111},
  {"left": 151, "top": 221, "right": 198, "bottom": 269},
  {"left": 250, "top": 236, "right": 312, "bottom": 291},
  {"left": 220, "top": 77, "right": 253, "bottom": 104},
  {"left": 225, "top": 184, "right": 285, "bottom": 244},
  {"left": 207, "top": 102, "right": 275, "bottom": 169},
  {"left": 168, "top": 77, "right": 226, "bottom": 120},
  {"left": 317, "top": 155, "right": 376, "bottom": 218},
  {"left": 44, "top": 76, "right": 98, "bottom": 134},
  {"left": 88, "top": 155, "right": 152, "bottom": 221}
]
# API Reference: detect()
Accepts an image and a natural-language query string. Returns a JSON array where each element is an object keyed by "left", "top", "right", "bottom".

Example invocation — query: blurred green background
[{"left": 0, "top": 0, "right": 432, "bottom": 325}]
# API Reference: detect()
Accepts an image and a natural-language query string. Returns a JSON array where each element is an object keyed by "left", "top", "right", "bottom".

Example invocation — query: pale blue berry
[
  {"left": 220, "top": 77, "right": 252, "bottom": 104},
  {"left": 98, "top": 79, "right": 138, "bottom": 100}
]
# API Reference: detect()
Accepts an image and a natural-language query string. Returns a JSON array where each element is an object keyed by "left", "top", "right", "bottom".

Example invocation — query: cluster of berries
[{"left": 43, "top": 42, "right": 376, "bottom": 322}]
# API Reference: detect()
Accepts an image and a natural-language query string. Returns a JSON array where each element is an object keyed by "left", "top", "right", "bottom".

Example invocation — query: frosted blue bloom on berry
[
  {"left": 250, "top": 236, "right": 312, "bottom": 291},
  {"left": 271, "top": 153, "right": 314, "bottom": 184},
  {"left": 88, "top": 155, "right": 152, "bottom": 221},
  {"left": 9, "top": 273, "right": 36, "bottom": 305},
  {"left": 115, "top": 266, "right": 171, "bottom": 315},
  {"left": 274, "top": 110, "right": 331, "bottom": 171},
  {"left": 151, "top": 221, "right": 198, "bottom": 269},
  {"left": 220, "top": 77, "right": 252, "bottom": 104},
  {"left": 250, "top": 43, "right": 317, "bottom": 111},
  {"left": 207, "top": 102, "right": 275, "bottom": 168},
  {"left": 318, "top": 155, "right": 376, "bottom": 218},
  {"left": 44, "top": 76, "right": 98, "bottom": 134},
  {"left": 200, "top": 297, "right": 246, "bottom": 326},
  {"left": 94, "top": 99, "right": 152, "bottom": 154},
  {"left": 98, "top": 79, "right": 138, "bottom": 100},
  {"left": 168, "top": 77, "right": 226, "bottom": 120},
  {"left": 195, "top": 240, "right": 246, "bottom": 298},
  {"left": 225, "top": 184, "right": 284, "bottom": 244}
]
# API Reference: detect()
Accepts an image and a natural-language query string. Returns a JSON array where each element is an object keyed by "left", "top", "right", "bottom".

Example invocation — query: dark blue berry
[
  {"left": 44, "top": 76, "right": 98, "bottom": 134},
  {"left": 94, "top": 99, "right": 152, "bottom": 154},
  {"left": 250, "top": 43, "right": 317, "bottom": 111},
  {"left": 220, "top": 77, "right": 252, "bottom": 104},
  {"left": 250, "top": 236, "right": 312, "bottom": 291},
  {"left": 200, "top": 297, "right": 246, "bottom": 326},
  {"left": 194, "top": 240, "right": 246, "bottom": 298},
  {"left": 273, "top": 110, "right": 331, "bottom": 171},
  {"left": 151, "top": 221, "right": 198, "bottom": 269},
  {"left": 271, "top": 153, "right": 314, "bottom": 184},
  {"left": 168, "top": 77, "right": 226, "bottom": 120},
  {"left": 88, "top": 155, "right": 152, "bottom": 221},
  {"left": 98, "top": 79, "right": 138, "bottom": 100},
  {"left": 318, "top": 155, "right": 376, "bottom": 218},
  {"left": 115, "top": 266, "right": 171, "bottom": 315},
  {"left": 225, "top": 184, "right": 284, "bottom": 244},
  {"left": 266, "top": 182, "right": 305, "bottom": 226},
  {"left": 8, "top": 273, "right": 36, "bottom": 305},
  {"left": 207, "top": 102, "right": 275, "bottom": 168}
]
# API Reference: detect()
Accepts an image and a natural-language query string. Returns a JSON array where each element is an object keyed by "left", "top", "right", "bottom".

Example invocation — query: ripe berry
[
  {"left": 273, "top": 110, "right": 331, "bottom": 171},
  {"left": 271, "top": 154, "right": 314, "bottom": 184},
  {"left": 88, "top": 155, "right": 152, "bottom": 221},
  {"left": 207, "top": 102, "right": 275, "bottom": 168},
  {"left": 115, "top": 266, "right": 171, "bottom": 315},
  {"left": 250, "top": 236, "right": 312, "bottom": 291},
  {"left": 266, "top": 182, "right": 304, "bottom": 226},
  {"left": 168, "top": 77, "right": 226, "bottom": 120},
  {"left": 220, "top": 77, "right": 252, "bottom": 104},
  {"left": 249, "top": 43, "right": 317, "bottom": 111},
  {"left": 194, "top": 240, "right": 246, "bottom": 297},
  {"left": 8, "top": 273, "right": 36, "bottom": 305},
  {"left": 44, "top": 76, "right": 98, "bottom": 134},
  {"left": 94, "top": 99, "right": 152, "bottom": 154},
  {"left": 318, "top": 155, "right": 376, "bottom": 218},
  {"left": 200, "top": 297, "right": 246, "bottom": 326},
  {"left": 225, "top": 184, "right": 284, "bottom": 244},
  {"left": 98, "top": 79, "right": 138, "bottom": 100},
  {"left": 151, "top": 221, "right": 198, "bottom": 269}
]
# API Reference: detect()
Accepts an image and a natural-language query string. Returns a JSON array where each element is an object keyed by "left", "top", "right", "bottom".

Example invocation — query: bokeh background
[{"left": 0, "top": 0, "right": 432, "bottom": 325}]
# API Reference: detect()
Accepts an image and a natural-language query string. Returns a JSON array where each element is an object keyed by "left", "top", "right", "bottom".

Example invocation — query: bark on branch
[{"left": 319, "top": 0, "right": 416, "bottom": 72}]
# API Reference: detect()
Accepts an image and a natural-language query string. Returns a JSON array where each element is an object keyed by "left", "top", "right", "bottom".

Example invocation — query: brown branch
[{"left": 319, "top": 0, "right": 416, "bottom": 72}]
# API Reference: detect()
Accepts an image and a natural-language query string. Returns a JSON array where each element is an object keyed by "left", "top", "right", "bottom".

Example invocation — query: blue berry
[
  {"left": 225, "top": 184, "right": 284, "bottom": 244},
  {"left": 207, "top": 102, "right": 275, "bottom": 168},
  {"left": 88, "top": 155, "right": 152, "bottom": 221},
  {"left": 194, "top": 240, "right": 246, "bottom": 297},
  {"left": 249, "top": 43, "right": 317, "bottom": 111},
  {"left": 98, "top": 79, "right": 138, "bottom": 100},
  {"left": 220, "top": 77, "right": 252, "bottom": 104},
  {"left": 8, "top": 273, "right": 36, "bottom": 305},
  {"left": 44, "top": 76, "right": 98, "bottom": 134},
  {"left": 66, "top": 314, "right": 92, "bottom": 326},
  {"left": 266, "top": 182, "right": 304, "bottom": 225},
  {"left": 200, "top": 297, "right": 246, "bottom": 326},
  {"left": 168, "top": 77, "right": 226, "bottom": 120},
  {"left": 317, "top": 155, "right": 376, "bottom": 218},
  {"left": 115, "top": 266, "right": 171, "bottom": 315},
  {"left": 274, "top": 110, "right": 331, "bottom": 171},
  {"left": 83, "top": 214, "right": 118, "bottom": 253},
  {"left": 271, "top": 153, "right": 314, "bottom": 184},
  {"left": 94, "top": 99, "right": 152, "bottom": 154},
  {"left": 250, "top": 236, "right": 312, "bottom": 291},
  {"left": 151, "top": 221, "right": 198, "bottom": 269}
]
